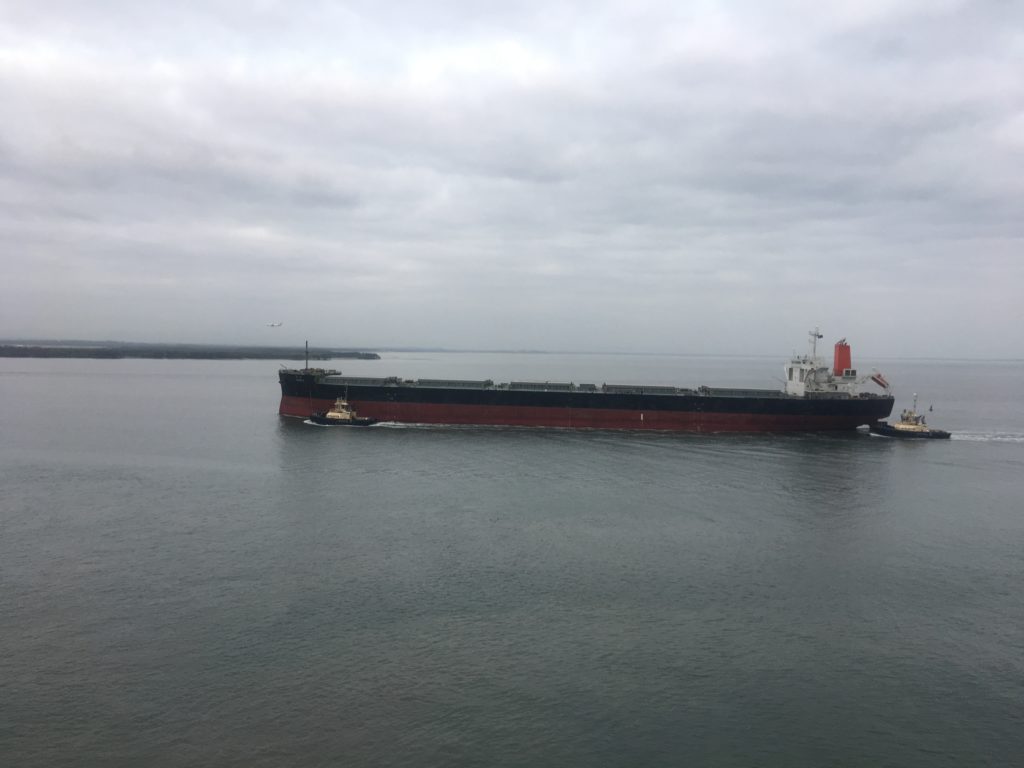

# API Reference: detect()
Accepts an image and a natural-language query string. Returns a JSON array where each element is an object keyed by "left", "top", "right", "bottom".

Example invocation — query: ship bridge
[{"left": 784, "top": 329, "right": 885, "bottom": 398}]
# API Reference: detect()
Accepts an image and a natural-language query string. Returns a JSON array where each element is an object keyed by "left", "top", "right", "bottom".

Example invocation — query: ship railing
[
  {"left": 699, "top": 387, "right": 787, "bottom": 398},
  {"left": 282, "top": 367, "right": 340, "bottom": 376},
  {"left": 603, "top": 384, "right": 682, "bottom": 395},
  {"left": 323, "top": 375, "right": 394, "bottom": 386},
  {"left": 414, "top": 379, "right": 494, "bottom": 389},
  {"left": 510, "top": 381, "right": 575, "bottom": 392}
]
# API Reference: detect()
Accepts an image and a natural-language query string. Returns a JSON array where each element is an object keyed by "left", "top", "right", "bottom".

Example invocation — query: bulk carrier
[{"left": 278, "top": 330, "right": 894, "bottom": 432}]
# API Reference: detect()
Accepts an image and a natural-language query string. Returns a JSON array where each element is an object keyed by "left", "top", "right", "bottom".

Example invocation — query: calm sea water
[{"left": 2, "top": 353, "right": 1023, "bottom": 767}]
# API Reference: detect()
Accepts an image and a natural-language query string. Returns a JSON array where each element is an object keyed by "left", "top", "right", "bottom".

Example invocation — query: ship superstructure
[{"left": 783, "top": 328, "right": 890, "bottom": 398}]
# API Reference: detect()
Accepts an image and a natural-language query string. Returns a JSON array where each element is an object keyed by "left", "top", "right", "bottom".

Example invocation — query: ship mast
[{"left": 808, "top": 327, "right": 823, "bottom": 360}]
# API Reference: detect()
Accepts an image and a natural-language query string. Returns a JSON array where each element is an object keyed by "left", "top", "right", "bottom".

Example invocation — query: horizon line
[{"left": 2, "top": 338, "right": 1021, "bottom": 364}]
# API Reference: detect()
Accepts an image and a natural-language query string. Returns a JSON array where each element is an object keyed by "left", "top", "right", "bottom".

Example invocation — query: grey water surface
[{"left": 2, "top": 354, "right": 1022, "bottom": 767}]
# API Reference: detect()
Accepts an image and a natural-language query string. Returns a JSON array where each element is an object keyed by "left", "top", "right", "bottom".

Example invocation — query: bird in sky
[{"left": 267, "top": 321, "right": 283, "bottom": 327}]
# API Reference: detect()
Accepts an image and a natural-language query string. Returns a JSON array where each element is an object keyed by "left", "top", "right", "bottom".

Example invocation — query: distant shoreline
[
  {"left": 1, "top": 342, "right": 1018, "bottom": 363},
  {"left": 0, "top": 343, "right": 380, "bottom": 361}
]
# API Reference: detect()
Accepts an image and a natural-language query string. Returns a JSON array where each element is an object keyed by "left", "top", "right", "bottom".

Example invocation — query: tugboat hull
[
  {"left": 309, "top": 414, "right": 377, "bottom": 427},
  {"left": 869, "top": 421, "right": 951, "bottom": 439}
]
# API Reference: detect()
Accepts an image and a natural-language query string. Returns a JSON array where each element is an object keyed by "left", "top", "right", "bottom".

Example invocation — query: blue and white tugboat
[{"left": 870, "top": 394, "right": 950, "bottom": 439}]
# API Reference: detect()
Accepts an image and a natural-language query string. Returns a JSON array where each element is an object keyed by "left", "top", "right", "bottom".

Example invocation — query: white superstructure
[{"left": 783, "top": 328, "right": 889, "bottom": 397}]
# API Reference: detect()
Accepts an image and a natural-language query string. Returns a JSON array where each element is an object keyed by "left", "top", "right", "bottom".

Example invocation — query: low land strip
[{"left": 0, "top": 343, "right": 380, "bottom": 361}]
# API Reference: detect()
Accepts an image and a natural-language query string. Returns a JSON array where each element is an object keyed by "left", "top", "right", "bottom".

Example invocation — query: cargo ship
[{"left": 278, "top": 330, "right": 894, "bottom": 432}]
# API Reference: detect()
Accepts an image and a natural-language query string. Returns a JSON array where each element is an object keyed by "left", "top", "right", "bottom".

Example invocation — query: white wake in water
[
  {"left": 952, "top": 432, "right": 1024, "bottom": 443},
  {"left": 302, "top": 419, "right": 383, "bottom": 428}
]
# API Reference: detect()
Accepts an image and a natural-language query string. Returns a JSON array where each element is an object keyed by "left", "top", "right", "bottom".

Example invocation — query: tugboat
[
  {"left": 309, "top": 397, "right": 377, "bottom": 427},
  {"left": 869, "top": 394, "right": 950, "bottom": 439}
]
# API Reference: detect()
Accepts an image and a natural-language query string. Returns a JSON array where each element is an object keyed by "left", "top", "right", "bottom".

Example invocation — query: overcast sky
[{"left": 1, "top": 1, "right": 1021, "bottom": 357}]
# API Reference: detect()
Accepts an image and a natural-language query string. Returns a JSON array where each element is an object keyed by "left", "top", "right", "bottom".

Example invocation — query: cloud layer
[{"left": 1, "top": 0, "right": 1021, "bottom": 356}]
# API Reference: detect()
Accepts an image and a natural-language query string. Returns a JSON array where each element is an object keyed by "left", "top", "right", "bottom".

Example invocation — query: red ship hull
[{"left": 280, "top": 394, "right": 881, "bottom": 432}]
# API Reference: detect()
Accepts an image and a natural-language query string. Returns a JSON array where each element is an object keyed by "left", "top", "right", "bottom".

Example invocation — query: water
[{"left": 2, "top": 354, "right": 1022, "bottom": 766}]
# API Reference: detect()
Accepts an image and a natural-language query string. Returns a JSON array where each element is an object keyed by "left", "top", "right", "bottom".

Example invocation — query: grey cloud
[{"left": 0, "top": 1, "right": 1021, "bottom": 356}]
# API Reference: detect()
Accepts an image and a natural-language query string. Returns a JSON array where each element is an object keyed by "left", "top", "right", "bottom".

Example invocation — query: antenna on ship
[
  {"left": 809, "top": 327, "right": 823, "bottom": 359},
  {"left": 305, "top": 340, "right": 309, "bottom": 371}
]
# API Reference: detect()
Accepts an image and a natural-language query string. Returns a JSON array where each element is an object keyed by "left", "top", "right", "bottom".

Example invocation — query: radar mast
[{"left": 808, "top": 327, "right": 823, "bottom": 360}]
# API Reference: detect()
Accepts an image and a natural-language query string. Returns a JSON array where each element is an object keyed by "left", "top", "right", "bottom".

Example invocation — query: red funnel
[{"left": 834, "top": 340, "right": 852, "bottom": 376}]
